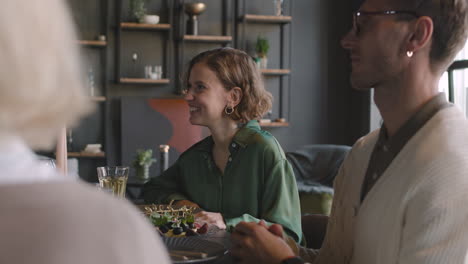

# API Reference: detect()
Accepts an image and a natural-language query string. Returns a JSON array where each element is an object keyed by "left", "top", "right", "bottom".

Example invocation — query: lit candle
[{"left": 55, "top": 127, "right": 68, "bottom": 175}]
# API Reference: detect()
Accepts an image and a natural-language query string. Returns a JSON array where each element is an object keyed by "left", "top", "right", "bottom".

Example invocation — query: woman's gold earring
[
  {"left": 406, "top": 51, "right": 413, "bottom": 58},
  {"left": 224, "top": 106, "right": 234, "bottom": 115}
]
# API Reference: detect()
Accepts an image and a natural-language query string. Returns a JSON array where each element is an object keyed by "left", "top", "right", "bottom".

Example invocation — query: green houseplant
[
  {"left": 129, "top": 0, "right": 148, "bottom": 23},
  {"left": 132, "top": 149, "right": 157, "bottom": 181},
  {"left": 255, "top": 36, "right": 270, "bottom": 58},
  {"left": 255, "top": 36, "right": 270, "bottom": 69}
]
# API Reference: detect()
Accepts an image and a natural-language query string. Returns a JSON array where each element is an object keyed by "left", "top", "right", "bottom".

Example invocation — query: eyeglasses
[{"left": 352, "top": 10, "right": 419, "bottom": 36}]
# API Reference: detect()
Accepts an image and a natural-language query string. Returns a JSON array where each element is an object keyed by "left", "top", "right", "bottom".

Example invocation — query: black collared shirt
[{"left": 361, "top": 93, "right": 452, "bottom": 202}]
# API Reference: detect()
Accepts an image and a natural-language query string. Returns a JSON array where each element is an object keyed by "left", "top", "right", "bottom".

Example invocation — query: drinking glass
[
  {"left": 145, "top": 65, "right": 153, "bottom": 79},
  {"left": 97, "top": 166, "right": 129, "bottom": 198},
  {"left": 154, "top": 65, "right": 163, "bottom": 79},
  {"left": 274, "top": 0, "right": 284, "bottom": 16}
]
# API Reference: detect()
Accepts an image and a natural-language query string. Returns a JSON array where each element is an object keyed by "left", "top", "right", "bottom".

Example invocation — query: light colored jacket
[
  {"left": 0, "top": 135, "right": 170, "bottom": 264},
  {"left": 296, "top": 106, "right": 468, "bottom": 264}
]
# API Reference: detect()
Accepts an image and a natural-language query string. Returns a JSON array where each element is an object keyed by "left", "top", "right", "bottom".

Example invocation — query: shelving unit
[
  {"left": 182, "top": 35, "right": 233, "bottom": 43},
  {"left": 78, "top": 40, "right": 107, "bottom": 47},
  {"left": 261, "top": 69, "right": 291, "bottom": 76},
  {"left": 121, "top": 22, "right": 171, "bottom": 30},
  {"left": 234, "top": 0, "right": 293, "bottom": 127},
  {"left": 242, "top": 14, "right": 292, "bottom": 24},
  {"left": 259, "top": 121, "right": 290, "bottom": 128},
  {"left": 120, "top": 78, "right": 171, "bottom": 84},
  {"left": 115, "top": 0, "right": 174, "bottom": 85},
  {"left": 65, "top": 0, "right": 111, "bottom": 181},
  {"left": 68, "top": 152, "right": 106, "bottom": 158},
  {"left": 65, "top": 0, "right": 299, "bottom": 185}
]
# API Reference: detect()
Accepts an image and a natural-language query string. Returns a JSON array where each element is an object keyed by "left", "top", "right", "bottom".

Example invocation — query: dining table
[
  {"left": 190, "top": 226, "right": 234, "bottom": 264},
  {"left": 160, "top": 223, "right": 235, "bottom": 264}
]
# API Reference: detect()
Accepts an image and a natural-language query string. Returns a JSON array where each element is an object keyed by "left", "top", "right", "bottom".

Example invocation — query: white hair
[{"left": 0, "top": 0, "right": 93, "bottom": 149}]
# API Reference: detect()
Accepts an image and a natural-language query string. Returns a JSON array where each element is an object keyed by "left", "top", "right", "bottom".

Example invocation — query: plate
[{"left": 162, "top": 236, "right": 227, "bottom": 263}]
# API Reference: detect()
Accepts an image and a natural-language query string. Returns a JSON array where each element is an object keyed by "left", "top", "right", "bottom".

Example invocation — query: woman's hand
[
  {"left": 195, "top": 211, "right": 227, "bottom": 230},
  {"left": 173, "top": 200, "right": 200, "bottom": 208}
]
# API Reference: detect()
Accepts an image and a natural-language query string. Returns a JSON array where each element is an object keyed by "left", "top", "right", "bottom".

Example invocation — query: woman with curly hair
[{"left": 144, "top": 47, "right": 302, "bottom": 243}]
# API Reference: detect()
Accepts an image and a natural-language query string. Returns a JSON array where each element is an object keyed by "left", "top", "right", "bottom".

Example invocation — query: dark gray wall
[
  {"left": 68, "top": 0, "right": 369, "bottom": 181},
  {"left": 323, "top": 0, "right": 370, "bottom": 146}
]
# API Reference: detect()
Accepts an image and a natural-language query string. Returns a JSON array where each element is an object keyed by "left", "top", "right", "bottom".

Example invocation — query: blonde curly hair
[{"left": 184, "top": 48, "right": 272, "bottom": 123}]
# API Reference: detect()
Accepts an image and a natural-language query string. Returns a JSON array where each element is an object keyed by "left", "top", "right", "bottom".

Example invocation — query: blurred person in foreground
[
  {"left": 231, "top": 0, "right": 468, "bottom": 263},
  {"left": 0, "top": 1, "right": 170, "bottom": 263},
  {"left": 143, "top": 48, "right": 302, "bottom": 243}
]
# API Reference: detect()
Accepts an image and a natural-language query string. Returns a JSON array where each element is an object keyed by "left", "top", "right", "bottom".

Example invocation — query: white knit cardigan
[{"left": 303, "top": 106, "right": 468, "bottom": 264}]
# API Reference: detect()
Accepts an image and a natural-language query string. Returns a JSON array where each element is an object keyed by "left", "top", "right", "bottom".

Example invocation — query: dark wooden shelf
[
  {"left": 183, "top": 35, "right": 232, "bottom": 43},
  {"left": 242, "top": 14, "right": 292, "bottom": 24},
  {"left": 78, "top": 40, "right": 107, "bottom": 47},
  {"left": 67, "top": 152, "right": 106, "bottom": 158},
  {"left": 261, "top": 69, "right": 291, "bottom": 76},
  {"left": 120, "top": 78, "right": 170, "bottom": 84},
  {"left": 121, "top": 22, "right": 171, "bottom": 31},
  {"left": 90, "top": 96, "right": 106, "bottom": 102},
  {"left": 259, "top": 121, "right": 290, "bottom": 127}
]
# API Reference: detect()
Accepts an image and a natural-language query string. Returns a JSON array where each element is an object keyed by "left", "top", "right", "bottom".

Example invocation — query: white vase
[{"left": 259, "top": 56, "right": 268, "bottom": 69}]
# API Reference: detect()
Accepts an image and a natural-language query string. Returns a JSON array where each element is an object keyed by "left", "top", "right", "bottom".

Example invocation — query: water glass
[
  {"left": 145, "top": 65, "right": 153, "bottom": 79},
  {"left": 274, "top": 0, "right": 284, "bottom": 16},
  {"left": 97, "top": 166, "right": 129, "bottom": 198},
  {"left": 154, "top": 65, "right": 163, "bottom": 79}
]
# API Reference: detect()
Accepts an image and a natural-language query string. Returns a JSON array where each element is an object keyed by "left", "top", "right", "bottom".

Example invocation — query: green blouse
[{"left": 143, "top": 120, "right": 302, "bottom": 242}]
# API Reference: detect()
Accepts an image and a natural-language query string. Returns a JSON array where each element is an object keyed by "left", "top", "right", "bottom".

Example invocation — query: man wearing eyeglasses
[{"left": 230, "top": 0, "right": 468, "bottom": 263}]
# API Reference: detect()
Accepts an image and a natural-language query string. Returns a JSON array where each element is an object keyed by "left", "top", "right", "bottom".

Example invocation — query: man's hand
[
  {"left": 195, "top": 211, "right": 227, "bottom": 230},
  {"left": 173, "top": 200, "right": 200, "bottom": 208},
  {"left": 258, "top": 220, "right": 285, "bottom": 238},
  {"left": 230, "top": 221, "right": 295, "bottom": 264}
]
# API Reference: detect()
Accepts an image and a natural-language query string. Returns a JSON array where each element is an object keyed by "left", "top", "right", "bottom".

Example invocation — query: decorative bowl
[
  {"left": 142, "top": 14, "right": 160, "bottom": 24},
  {"left": 184, "top": 3, "right": 206, "bottom": 16},
  {"left": 84, "top": 144, "right": 102, "bottom": 153}
]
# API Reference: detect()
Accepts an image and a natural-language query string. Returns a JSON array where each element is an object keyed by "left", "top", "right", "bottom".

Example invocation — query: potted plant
[
  {"left": 255, "top": 36, "right": 270, "bottom": 69},
  {"left": 132, "top": 149, "right": 157, "bottom": 181},
  {"left": 129, "top": 0, "right": 147, "bottom": 23}
]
